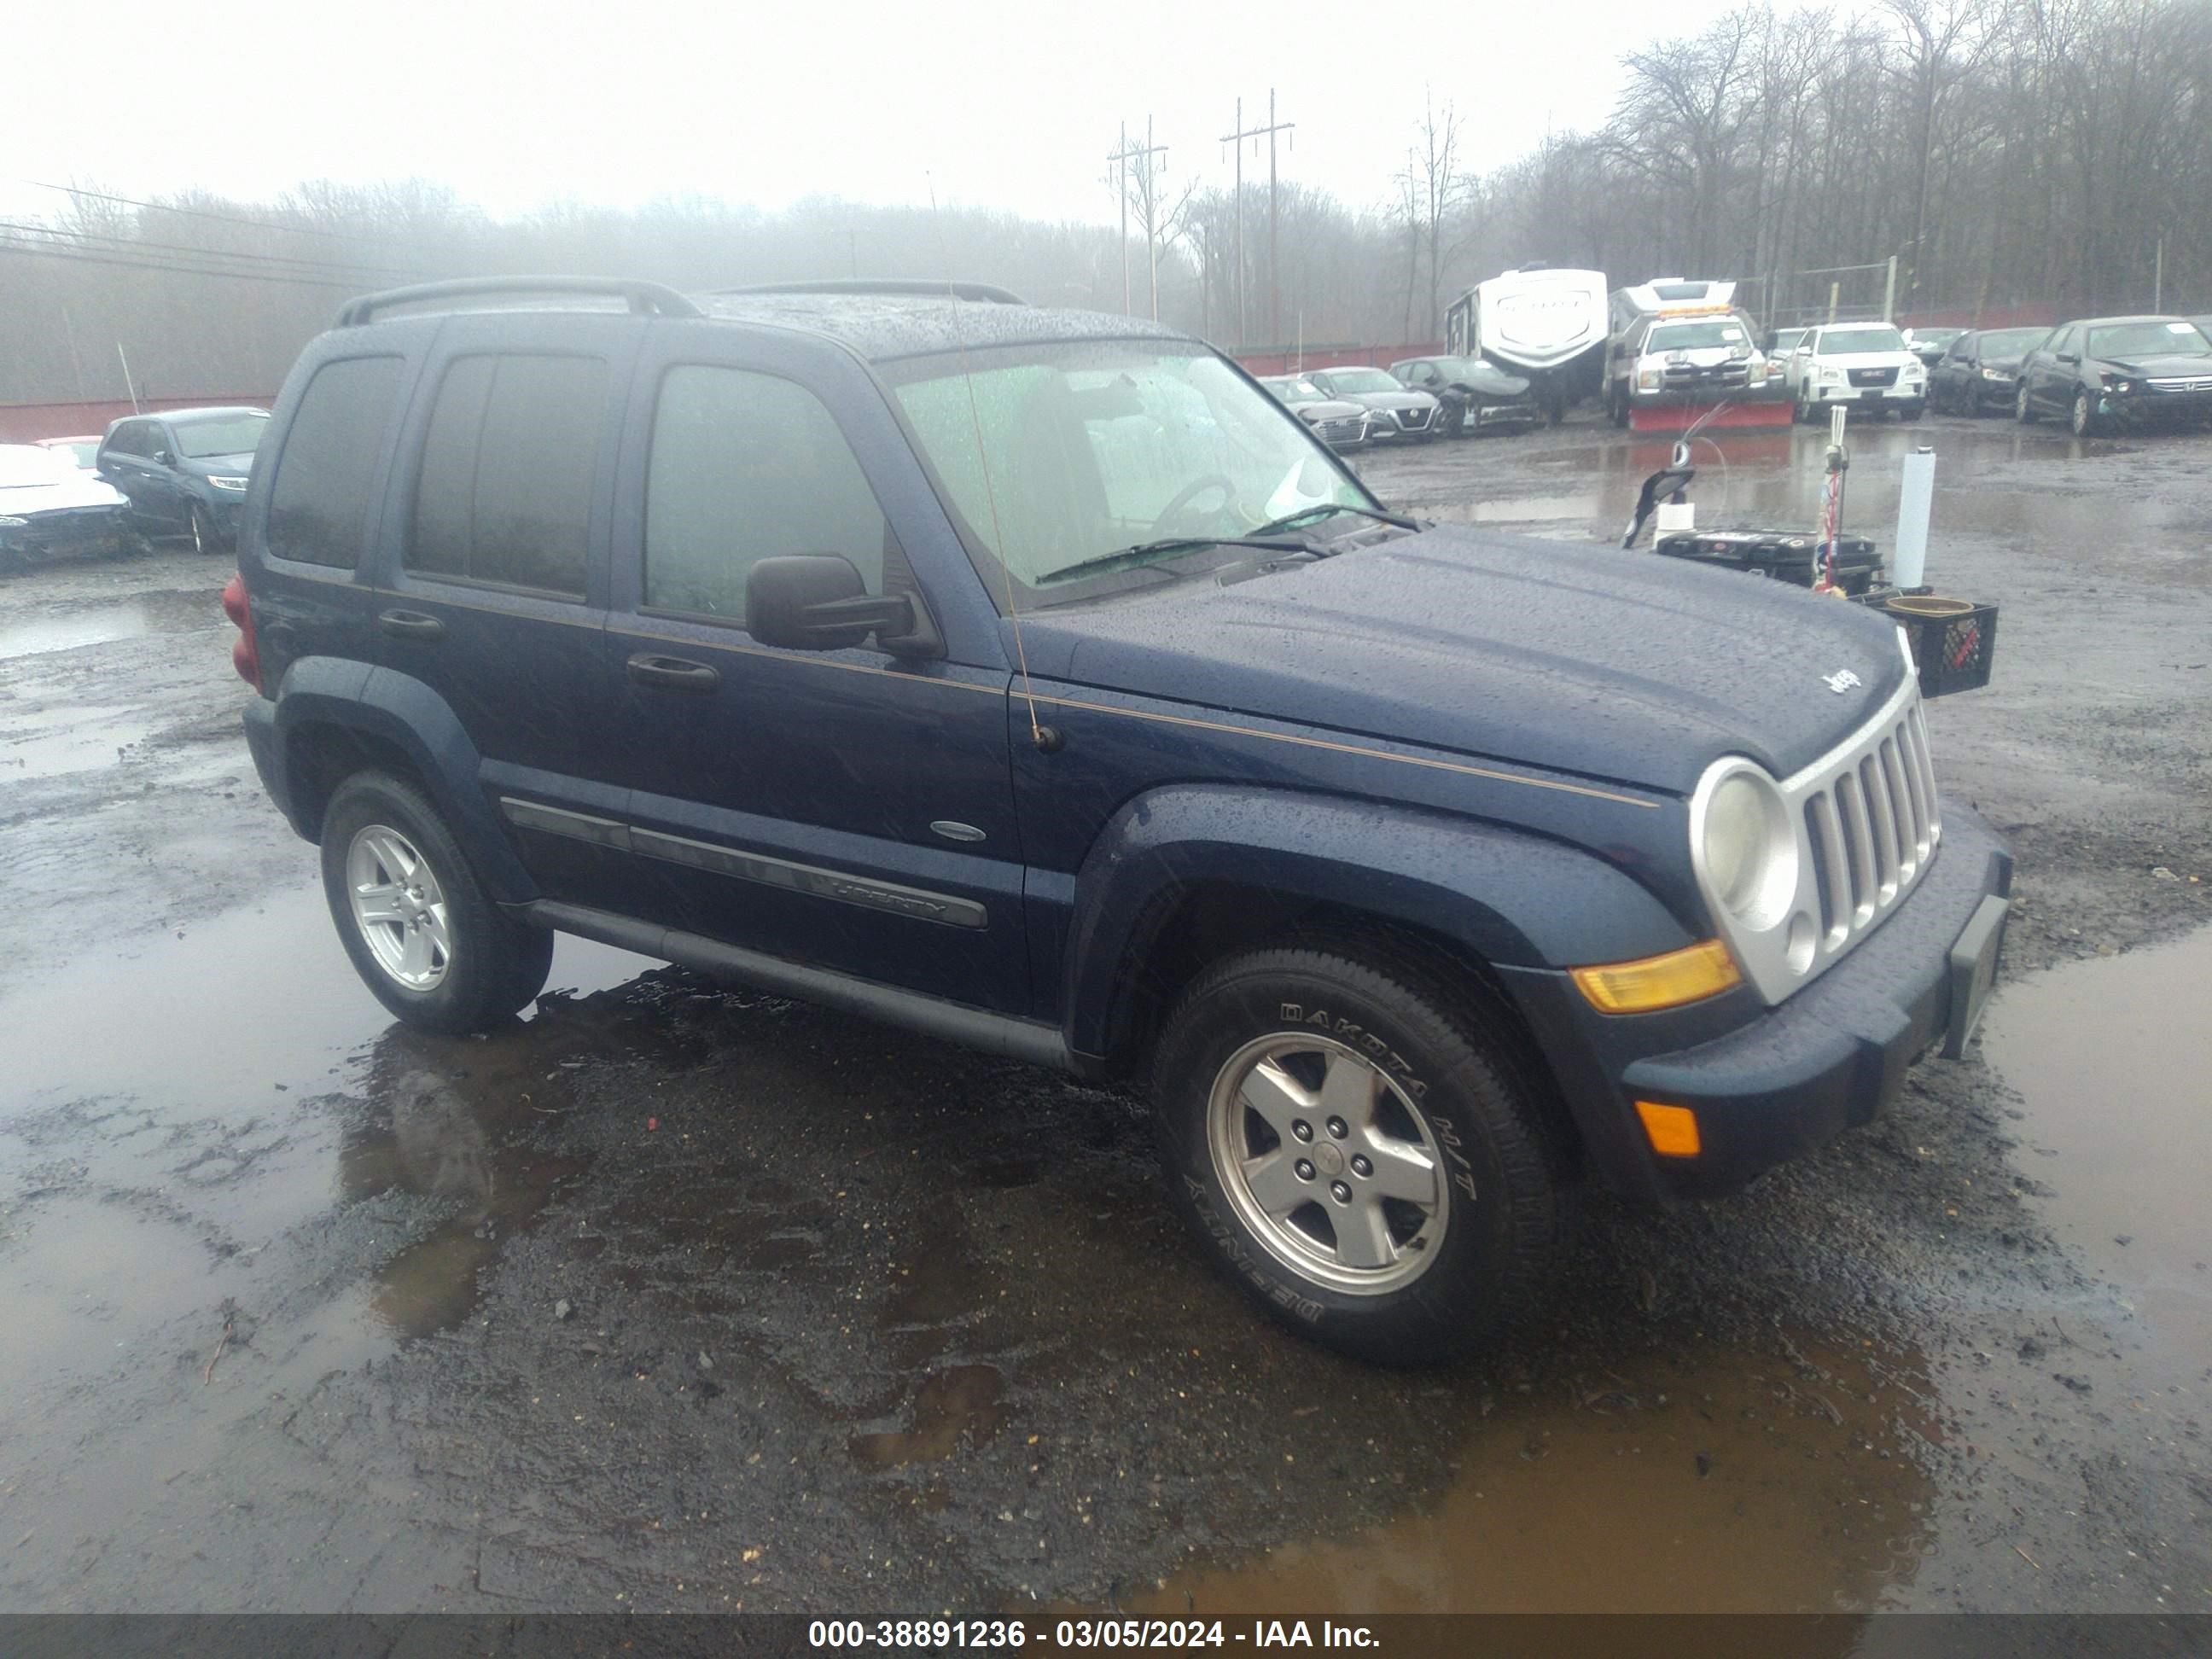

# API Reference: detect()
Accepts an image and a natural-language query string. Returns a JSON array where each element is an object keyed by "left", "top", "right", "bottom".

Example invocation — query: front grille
[
  {"left": 1799, "top": 699, "right": 1941, "bottom": 953},
  {"left": 1848, "top": 367, "right": 1899, "bottom": 387},
  {"left": 1395, "top": 408, "right": 1429, "bottom": 430},
  {"left": 2148, "top": 376, "right": 2212, "bottom": 393},
  {"left": 1317, "top": 416, "right": 1364, "bottom": 442}
]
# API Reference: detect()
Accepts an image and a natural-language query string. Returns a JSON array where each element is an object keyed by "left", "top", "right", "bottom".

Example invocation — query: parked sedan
[
  {"left": 1388, "top": 355, "right": 1535, "bottom": 436},
  {"left": 1256, "top": 375, "right": 1371, "bottom": 451},
  {"left": 1305, "top": 366, "right": 1441, "bottom": 442},
  {"left": 0, "top": 443, "right": 135, "bottom": 571},
  {"left": 37, "top": 435, "right": 104, "bottom": 473},
  {"left": 96, "top": 405, "right": 270, "bottom": 554},
  {"left": 2014, "top": 316, "right": 2212, "bottom": 435},
  {"left": 1926, "top": 327, "right": 2053, "bottom": 416}
]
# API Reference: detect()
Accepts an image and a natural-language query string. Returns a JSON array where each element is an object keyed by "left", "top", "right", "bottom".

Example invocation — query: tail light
[{"left": 222, "top": 573, "right": 261, "bottom": 692}]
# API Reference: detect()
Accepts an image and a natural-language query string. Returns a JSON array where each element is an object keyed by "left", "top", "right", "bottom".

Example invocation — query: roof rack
[
  {"left": 334, "top": 276, "right": 704, "bottom": 329},
  {"left": 717, "top": 278, "right": 1027, "bottom": 306}
]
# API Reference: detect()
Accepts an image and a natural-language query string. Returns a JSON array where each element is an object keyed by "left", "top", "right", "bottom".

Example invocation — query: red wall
[{"left": 0, "top": 394, "right": 275, "bottom": 444}]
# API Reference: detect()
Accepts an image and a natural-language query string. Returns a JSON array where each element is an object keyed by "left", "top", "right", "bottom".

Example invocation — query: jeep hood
[{"left": 1017, "top": 525, "right": 1910, "bottom": 798}]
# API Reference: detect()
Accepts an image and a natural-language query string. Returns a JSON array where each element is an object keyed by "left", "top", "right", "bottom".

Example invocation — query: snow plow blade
[{"left": 1629, "top": 401, "right": 1795, "bottom": 433}]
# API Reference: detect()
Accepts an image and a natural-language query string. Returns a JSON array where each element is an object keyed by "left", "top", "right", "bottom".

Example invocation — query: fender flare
[
  {"left": 268, "top": 659, "right": 538, "bottom": 904},
  {"left": 1062, "top": 783, "right": 1693, "bottom": 1061}
]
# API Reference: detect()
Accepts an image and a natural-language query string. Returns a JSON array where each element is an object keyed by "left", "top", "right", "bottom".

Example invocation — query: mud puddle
[
  {"left": 0, "top": 704, "right": 159, "bottom": 778},
  {"left": 1373, "top": 422, "right": 2195, "bottom": 574},
  {"left": 1121, "top": 1332, "right": 1936, "bottom": 1615},
  {"left": 1980, "top": 923, "right": 2212, "bottom": 1370},
  {"left": 0, "top": 884, "right": 659, "bottom": 1394},
  {"left": 0, "top": 602, "right": 153, "bottom": 659}
]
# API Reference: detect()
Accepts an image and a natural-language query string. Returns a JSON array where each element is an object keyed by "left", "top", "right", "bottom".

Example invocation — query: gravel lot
[{"left": 1, "top": 407, "right": 2207, "bottom": 1619}]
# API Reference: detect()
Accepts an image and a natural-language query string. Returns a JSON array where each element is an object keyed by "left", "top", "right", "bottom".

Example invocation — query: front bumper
[
  {"left": 1497, "top": 806, "right": 2011, "bottom": 1202},
  {"left": 2103, "top": 387, "right": 2212, "bottom": 426},
  {"left": 1806, "top": 381, "right": 1926, "bottom": 407}
]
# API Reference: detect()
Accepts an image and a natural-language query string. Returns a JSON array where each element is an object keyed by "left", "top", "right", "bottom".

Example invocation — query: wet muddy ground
[{"left": 2, "top": 411, "right": 2209, "bottom": 1618}]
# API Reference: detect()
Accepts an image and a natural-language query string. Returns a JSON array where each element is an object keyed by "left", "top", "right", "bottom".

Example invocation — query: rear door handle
[
  {"left": 377, "top": 608, "right": 445, "bottom": 642},
  {"left": 626, "top": 652, "right": 719, "bottom": 693}
]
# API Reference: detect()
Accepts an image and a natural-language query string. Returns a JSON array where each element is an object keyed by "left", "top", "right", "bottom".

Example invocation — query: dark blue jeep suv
[{"left": 226, "top": 276, "right": 2011, "bottom": 1363}]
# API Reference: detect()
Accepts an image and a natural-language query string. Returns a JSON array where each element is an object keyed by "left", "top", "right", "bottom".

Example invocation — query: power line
[
  {"left": 15, "top": 177, "right": 374, "bottom": 244},
  {"left": 0, "top": 219, "right": 426, "bottom": 282},
  {"left": 0, "top": 236, "right": 356, "bottom": 291}
]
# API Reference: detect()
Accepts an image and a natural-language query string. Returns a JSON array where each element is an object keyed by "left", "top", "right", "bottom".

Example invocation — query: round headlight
[{"left": 1698, "top": 768, "right": 1798, "bottom": 931}]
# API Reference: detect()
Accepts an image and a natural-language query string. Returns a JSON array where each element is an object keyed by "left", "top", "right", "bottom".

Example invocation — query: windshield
[
  {"left": 47, "top": 440, "right": 99, "bottom": 469},
  {"left": 1819, "top": 326, "right": 1906, "bottom": 355},
  {"left": 2088, "top": 321, "right": 2212, "bottom": 359},
  {"left": 1314, "top": 368, "right": 1400, "bottom": 394},
  {"left": 1977, "top": 328, "right": 2047, "bottom": 356},
  {"left": 1265, "top": 377, "right": 1328, "bottom": 400},
  {"left": 0, "top": 445, "right": 76, "bottom": 488},
  {"left": 1648, "top": 320, "right": 1749, "bottom": 352},
  {"left": 1913, "top": 329, "right": 1963, "bottom": 346},
  {"left": 172, "top": 413, "right": 269, "bottom": 460},
  {"left": 1772, "top": 329, "right": 1805, "bottom": 352},
  {"left": 888, "top": 341, "right": 1371, "bottom": 604}
]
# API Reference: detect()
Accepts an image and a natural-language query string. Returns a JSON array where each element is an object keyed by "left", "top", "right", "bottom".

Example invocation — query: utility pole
[
  {"left": 1222, "top": 91, "right": 1295, "bottom": 347},
  {"left": 1104, "top": 122, "right": 1167, "bottom": 317}
]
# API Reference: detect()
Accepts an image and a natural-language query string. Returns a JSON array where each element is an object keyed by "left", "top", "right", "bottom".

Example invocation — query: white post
[
  {"left": 1883, "top": 255, "right": 1897, "bottom": 323},
  {"left": 1893, "top": 444, "right": 1936, "bottom": 590},
  {"left": 116, "top": 343, "right": 141, "bottom": 412},
  {"left": 2154, "top": 236, "right": 2164, "bottom": 312}
]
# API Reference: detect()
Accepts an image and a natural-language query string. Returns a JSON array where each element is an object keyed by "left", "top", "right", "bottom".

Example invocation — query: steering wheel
[{"left": 1150, "top": 474, "right": 1238, "bottom": 539}]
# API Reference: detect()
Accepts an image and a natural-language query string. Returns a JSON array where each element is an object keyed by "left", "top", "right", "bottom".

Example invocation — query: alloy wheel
[
  {"left": 1206, "top": 1032, "right": 1450, "bottom": 1295},
  {"left": 345, "top": 823, "right": 455, "bottom": 991}
]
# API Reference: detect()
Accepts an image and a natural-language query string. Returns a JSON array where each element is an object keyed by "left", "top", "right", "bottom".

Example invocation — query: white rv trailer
[{"left": 1443, "top": 265, "right": 1610, "bottom": 423}]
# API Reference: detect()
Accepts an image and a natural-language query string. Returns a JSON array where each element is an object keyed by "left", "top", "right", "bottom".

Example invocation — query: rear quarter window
[{"left": 265, "top": 357, "right": 406, "bottom": 568}]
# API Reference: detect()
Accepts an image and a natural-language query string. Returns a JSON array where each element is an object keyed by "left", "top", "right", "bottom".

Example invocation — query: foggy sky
[{"left": 5, "top": 0, "right": 1773, "bottom": 227}]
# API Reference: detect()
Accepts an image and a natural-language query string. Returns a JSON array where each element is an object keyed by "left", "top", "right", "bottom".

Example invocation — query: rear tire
[
  {"left": 1152, "top": 947, "right": 1574, "bottom": 1365},
  {"left": 320, "top": 770, "right": 554, "bottom": 1034}
]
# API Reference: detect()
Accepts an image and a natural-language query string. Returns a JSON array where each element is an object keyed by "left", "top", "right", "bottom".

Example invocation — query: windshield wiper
[
  {"left": 1254, "top": 503, "right": 1421, "bottom": 535},
  {"left": 1034, "top": 534, "right": 1320, "bottom": 585}
]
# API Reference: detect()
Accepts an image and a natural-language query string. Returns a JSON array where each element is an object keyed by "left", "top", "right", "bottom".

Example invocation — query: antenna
[{"left": 925, "top": 175, "right": 1055, "bottom": 752}]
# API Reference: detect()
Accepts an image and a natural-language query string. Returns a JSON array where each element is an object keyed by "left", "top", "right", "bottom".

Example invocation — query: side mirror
[
  {"left": 152, "top": 449, "right": 174, "bottom": 467},
  {"left": 2057, "top": 352, "right": 2080, "bottom": 365},
  {"left": 746, "top": 555, "right": 934, "bottom": 655}
]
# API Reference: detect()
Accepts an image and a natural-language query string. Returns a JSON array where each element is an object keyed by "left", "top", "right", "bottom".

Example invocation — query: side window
[
  {"left": 643, "top": 366, "right": 888, "bottom": 623},
  {"left": 1947, "top": 336, "right": 1972, "bottom": 362},
  {"left": 102, "top": 422, "right": 138, "bottom": 459},
  {"left": 408, "top": 353, "right": 606, "bottom": 597},
  {"left": 2049, "top": 328, "right": 2075, "bottom": 357},
  {"left": 266, "top": 357, "right": 405, "bottom": 569}
]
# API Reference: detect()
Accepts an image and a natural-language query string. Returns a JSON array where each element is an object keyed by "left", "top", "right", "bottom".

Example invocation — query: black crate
[
  {"left": 1653, "top": 530, "right": 1883, "bottom": 596},
  {"left": 1886, "top": 598, "right": 1999, "bottom": 698}
]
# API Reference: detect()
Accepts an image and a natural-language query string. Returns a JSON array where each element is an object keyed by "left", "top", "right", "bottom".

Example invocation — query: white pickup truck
[{"left": 1783, "top": 322, "right": 1929, "bottom": 422}]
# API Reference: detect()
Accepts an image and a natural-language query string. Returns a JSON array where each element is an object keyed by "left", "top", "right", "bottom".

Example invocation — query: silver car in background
[{"left": 1307, "top": 365, "right": 1441, "bottom": 443}]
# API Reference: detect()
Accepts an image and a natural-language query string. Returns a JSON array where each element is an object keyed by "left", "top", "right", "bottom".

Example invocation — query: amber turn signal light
[
  {"left": 1570, "top": 939, "right": 1741, "bottom": 1013},
  {"left": 1635, "top": 1101, "right": 1703, "bottom": 1158}
]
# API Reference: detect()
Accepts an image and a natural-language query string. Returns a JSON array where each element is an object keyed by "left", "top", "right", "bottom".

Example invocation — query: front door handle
[
  {"left": 626, "top": 652, "right": 720, "bottom": 693},
  {"left": 378, "top": 608, "right": 445, "bottom": 642}
]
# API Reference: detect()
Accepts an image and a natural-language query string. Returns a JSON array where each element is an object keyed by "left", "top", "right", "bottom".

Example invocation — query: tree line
[{"left": 3, "top": 0, "right": 2206, "bottom": 406}]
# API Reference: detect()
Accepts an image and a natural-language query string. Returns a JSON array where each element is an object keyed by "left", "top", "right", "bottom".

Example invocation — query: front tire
[
  {"left": 2070, "top": 387, "right": 2099, "bottom": 437},
  {"left": 320, "top": 771, "right": 554, "bottom": 1034},
  {"left": 1152, "top": 947, "right": 1573, "bottom": 1364},
  {"left": 2016, "top": 381, "right": 2038, "bottom": 423}
]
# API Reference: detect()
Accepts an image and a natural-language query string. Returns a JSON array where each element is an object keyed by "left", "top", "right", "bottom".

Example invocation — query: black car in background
[
  {"left": 96, "top": 405, "right": 271, "bottom": 554},
  {"left": 1927, "top": 326, "right": 2053, "bottom": 416},
  {"left": 2014, "top": 316, "right": 2212, "bottom": 435},
  {"left": 1388, "top": 355, "right": 1536, "bottom": 437}
]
